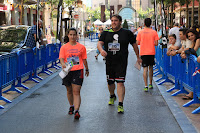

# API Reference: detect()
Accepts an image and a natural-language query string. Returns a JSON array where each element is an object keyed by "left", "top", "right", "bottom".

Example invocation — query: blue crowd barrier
[
  {"left": 44, "top": 43, "right": 54, "bottom": 74},
  {"left": 89, "top": 33, "right": 99, "bottom": 41},
  {"left": 17, "top": 48, "right": 39, "bottom": 84},
  {"left": 0, "top": 42, "right": 61, "bottom": 109},
  {"left": 154, "top": 46, "right": 200, "bottom": 114},
  {"left": 0, "top": 53, "right": 17, "bottom": 103}
]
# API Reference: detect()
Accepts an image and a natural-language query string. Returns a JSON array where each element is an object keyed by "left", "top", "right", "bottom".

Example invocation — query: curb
[{"left": 153, "top": 76, "right": 198, "bottom": 133}]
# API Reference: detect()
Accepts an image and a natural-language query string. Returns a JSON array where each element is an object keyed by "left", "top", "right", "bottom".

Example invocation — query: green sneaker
[
  {"left": 118, "top": 105, "right": 124, "bottom": 113},
  {"left": 144, "top": 87, "right": 148, "bottom": 92},
  {"left": 149, "top": 84, "right": 153, "bottom": 89},
  {"left": 108, "top": 96, "right": 116, "bottom": 105}
]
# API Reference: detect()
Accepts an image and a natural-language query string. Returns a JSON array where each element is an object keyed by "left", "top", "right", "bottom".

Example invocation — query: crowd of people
[
  {"left": 162, "top": 23, "right": 200, "bottom": 100},
  {"left": 58, "top": 14, "right": 200, "bottom": 120}
]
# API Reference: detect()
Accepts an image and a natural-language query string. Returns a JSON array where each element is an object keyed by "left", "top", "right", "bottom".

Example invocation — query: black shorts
[
  {"left": 141, "top": 55, "right": 155, "bottom": 67},
  {"left": 106, "top": 62, "right": 127, "bottom": 84},
  {"left": 62, "top": 69, "right": 84, "bottom": 87}
]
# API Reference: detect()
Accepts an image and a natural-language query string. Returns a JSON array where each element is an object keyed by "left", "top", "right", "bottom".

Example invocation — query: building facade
[{"left": 0, "top": 0, "right": 45, "bottom": 26}]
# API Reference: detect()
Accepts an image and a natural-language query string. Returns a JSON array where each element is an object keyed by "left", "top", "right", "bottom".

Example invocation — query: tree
[
  {"left": 185, "top": 0, "right": 192, "bottom": 28},
  {"left": 137, "top": 8, "right": 154, "bottom": 19},
  {"left": 199, "top": 0, "right": 200, "bottom": 25},
  {"left": 191, "top": 0, "right": 194, "bottom": 27},
  {"left": 46, "top": 0, "right": 75, "bottom": 35},
  {"left": 86, "top": 7, "right": 110, "bottom": 22},
  {"left": 123, "top": 19, "right": 129, "bottom": 29},
  {"left": 178, "top": 0, "right": 185, "bottom": 26}
]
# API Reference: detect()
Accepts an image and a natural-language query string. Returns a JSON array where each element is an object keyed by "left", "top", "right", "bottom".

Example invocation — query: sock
[
  {"left": 75, "top": 110, "right": 79, "bottom": 113},
  {"left": 110, "top": 94, "right": 116, "bottom": 98},
  {"left": 118, "top": 102, "right": 123, "bottom": 106},
  {"left": 145, "top": 86, "right": 148, "bottom": 88},
  {"left": 70, "top": 105, "right": 74, "bottom": 107}
]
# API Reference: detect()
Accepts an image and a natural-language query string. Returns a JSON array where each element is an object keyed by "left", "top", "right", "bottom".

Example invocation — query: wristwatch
[{"left": 175, "top": 50, "right": 178, "bottom": 54}]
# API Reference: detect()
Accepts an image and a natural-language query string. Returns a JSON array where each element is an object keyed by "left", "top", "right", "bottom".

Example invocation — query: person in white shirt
[
  {"left": 170, "top": 28, "right": 192, "bottom": 56},
  {"left": 169, "top": 23, "right": 181, "bottom": 48}
]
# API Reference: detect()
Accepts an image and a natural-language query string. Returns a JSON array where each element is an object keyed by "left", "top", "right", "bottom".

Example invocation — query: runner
[
  {"left": 59, "top": 28, "right": 89, "bottom": 119},
  {"left": 136, "top": 18, "right": 159, "bottom": 92},
  {"left": 97, "top": 14, "right": 142, "bottom": 113}
]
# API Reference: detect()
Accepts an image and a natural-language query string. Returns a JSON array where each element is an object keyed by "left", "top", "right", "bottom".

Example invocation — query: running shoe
[
  {"left": 74, "top": 111, "right": 80, "bottom": 119},
  {"left": 118, "top": 105, "right": 124, "bottom": 113},
  {"left": 68, "top": 106, "right": 74, "bottom": 115},
  {"left": 149, "top": 84, "right": 153, "bottom": 89},
  {"left": 108, "top": 96, "right": 116, "bottom": 105},
  {"left": 144, "top": 87, "right": 148, "bottom": 92}
]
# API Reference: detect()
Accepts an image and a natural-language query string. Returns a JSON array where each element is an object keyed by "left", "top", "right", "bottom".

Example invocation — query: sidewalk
[{"left": 0, "top": 38, "right": 197, "bottom": 133}]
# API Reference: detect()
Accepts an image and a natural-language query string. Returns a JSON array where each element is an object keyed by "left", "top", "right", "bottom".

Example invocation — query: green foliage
[
  {"left": 137, "top": 8, "right": 154, "bottom": 19},
  {"left": 86, "top": 7, "right": 110, "bottom": 22},
  {"left": 123, "top": 19, "right": 129, "bottom": 29}
]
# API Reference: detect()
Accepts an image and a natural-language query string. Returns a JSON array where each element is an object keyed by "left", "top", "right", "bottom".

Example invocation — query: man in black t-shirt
[{"left": 97, "top": 14, "right": 142, "bottom": 113}]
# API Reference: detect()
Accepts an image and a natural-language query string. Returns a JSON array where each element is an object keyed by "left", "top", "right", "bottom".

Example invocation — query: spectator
[
  {"left": 181, "top": 29, "right": 199, "bottom": 58},
  {"left": 197, "top": 56, "right": 200, "bottom": 63},
  {"left": 26, "top": 20, "right": 44, "bottom": 48},
  {"left": 157, "top": 25, "right": 162, "bottom": 44},
  {"left": 167, "top": 34, "right": 179, "bottom": 56},
  {"left": 95, "top": 27, "right": 105, "bottom": 60},
  {"left": 168, "top": 23, "right": 181, "bottom": 47},
  {"left": 181, "top": 29, "right": 200, "bottom": 100},
  {"left": 170, "top": 28, "right": 192, "bottom": 56}
]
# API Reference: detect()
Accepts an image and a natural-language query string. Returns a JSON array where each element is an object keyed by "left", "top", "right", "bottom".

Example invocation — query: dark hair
[
  {"left": 186, "top": 29, "right": 199, "bottom": 42},
  {"left": 144, "top": 18, "right": 151, "bottom": 27},
  {"left": 64, "top": 28, "right": 77, "bottom": 43},
  {"left": 179, "top": 28, "right": 188, "bottom": 35},
  {"left": 111, "top": 14, "right": 122, "bottom": 22},
  {"left": 175, "top": 23, "right": 179, "bottom": 26},
  {"left": 169, "top": 34, "right": 176, "bottom": 40}
]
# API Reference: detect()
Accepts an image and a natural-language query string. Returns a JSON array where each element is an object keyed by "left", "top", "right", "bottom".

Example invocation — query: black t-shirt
[{"left": 99, "top": 28, "right": 136, "bottom": 64}]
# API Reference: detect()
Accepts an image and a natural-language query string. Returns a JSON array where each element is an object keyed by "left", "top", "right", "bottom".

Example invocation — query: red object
[
  {"left": 0, "top": 5, "right": 7, "bottom": 11},
  {"left": 74, "top": 14, "right": 79, "bottom": 19},
  {"left": 192, "top": 69, "right": 200, "bottom": 76}
]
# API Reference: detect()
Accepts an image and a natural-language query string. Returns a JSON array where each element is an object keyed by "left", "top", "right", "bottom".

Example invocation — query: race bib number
[
  {"left": 108, "top": 43, "right": 120, "bottom": 51},
  {"left": 67, "top": 56, "right": 80, "bottom": 65}
]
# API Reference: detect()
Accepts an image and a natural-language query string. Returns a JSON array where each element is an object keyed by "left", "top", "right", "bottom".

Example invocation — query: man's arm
[
  {"left": 155, "top": 40, "right": 158, "bottom": 46},
  {"left": 97, "top": 41, "right": 107, "bottom": 57},
  {"left": 132, "top": 43, "right": 142, "bottom": 64}
]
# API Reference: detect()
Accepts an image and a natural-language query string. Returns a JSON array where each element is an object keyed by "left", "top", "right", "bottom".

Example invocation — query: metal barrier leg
[
  {"left": 167, "top": 86, "right": 176, "bottom": 92},
  {"left": 153, "top": 70, "right": 159, "bottom": 75},
  {"left": 38, "top": 67, "right": 51, "bottom": 75},
  {"left": 171, "top": 89, "right": 188, "bottom": 96},
  {"left": 192, "top": 107, "right": 200, "bottom": 114},
  {"left": 0, "top": 96, "right": 12, "bottom": 103},
  {"left": 153, "top": 71, "right": 160, "bottom": 77},
  {"left": 3, "top": 82, "right": 22, "bottom": 93},
  {"left": 167, "top": 80, "right": 180, "bottom": 92},
  {"left": 158, "top": 78, "right": 174, "bottom": 85},
  {"left": 0, "top": 105, "right": 4, "bottom": 109},
  {"left": 44, "top": 65, "right": 53, "bottom": 73},
  {"left": 33, "top": 70, "right": 43, "bottom": 80},
  {"left": 22, "top": 73, "right": 40, "bottom": 83},
  {"left": 183, "top": 97, "right": 200, "bottom": 107},
  {"left": 16, "top": 78, "right": 29, "bottom": 90},
  {"left": 153, "top": 66, "right": 157, "bottom": 70}
]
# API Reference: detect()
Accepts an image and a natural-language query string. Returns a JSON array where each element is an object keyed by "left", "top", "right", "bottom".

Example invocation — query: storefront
[{"left": 0, "top": 5, "right": 7, "bottom": 25}]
